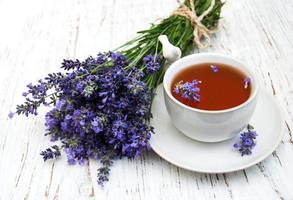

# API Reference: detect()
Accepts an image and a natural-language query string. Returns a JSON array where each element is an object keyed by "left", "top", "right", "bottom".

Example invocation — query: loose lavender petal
[
  {"left": 244, "top": 77, "right": 251, "bottom": 89},
  {"left": 22, "top": 92, "right": 29, "bottom": 97},
  {"left": 210, "top": 64, "right": 219, "bottom": 73},
  {"left": 8, "top": 111, "right": 15, "bottom": 119}
]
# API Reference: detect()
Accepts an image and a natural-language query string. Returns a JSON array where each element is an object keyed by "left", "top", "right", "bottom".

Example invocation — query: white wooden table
[{"left": 1, "top": 0, "right": 293, "bottom": 199}]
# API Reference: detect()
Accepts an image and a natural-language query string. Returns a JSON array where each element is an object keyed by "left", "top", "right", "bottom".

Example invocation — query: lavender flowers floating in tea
[
  {"left": 244, "top": 77, "right": 251, "bottom": 89},
  {"left": 174, "top": 80, "right": 201, "bottom": 102},
  {"left": 210, "top": 64, "right": 219, "bottom": 73},
  {"left": 171, "top": 63, "right": 251, "bottom": 110}
]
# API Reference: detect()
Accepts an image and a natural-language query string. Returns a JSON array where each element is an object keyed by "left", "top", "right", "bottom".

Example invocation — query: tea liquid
[{"left": 171, "top": 63, "right": 251, "bottom": 110}]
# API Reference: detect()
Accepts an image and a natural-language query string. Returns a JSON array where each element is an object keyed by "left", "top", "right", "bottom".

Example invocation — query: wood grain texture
[{"left": 1, "top": 0, "right": 293, "bottom": 199}]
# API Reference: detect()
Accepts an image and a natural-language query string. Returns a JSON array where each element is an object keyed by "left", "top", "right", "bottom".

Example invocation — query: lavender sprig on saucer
[
  {"left": 173, "top": 80, "right": 201, "bottom": 102},
  {"left": 234, "top": 124, "right": 257, "bottom": 156}
]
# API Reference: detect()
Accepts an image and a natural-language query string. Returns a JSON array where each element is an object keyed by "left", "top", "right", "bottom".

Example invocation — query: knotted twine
[{"left": 171, "top": 0, "right": 218, "bottom": 49}]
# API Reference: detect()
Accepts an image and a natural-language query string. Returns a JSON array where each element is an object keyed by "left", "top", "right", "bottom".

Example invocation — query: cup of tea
[{"left": 163, "top": 53, "right": 259, "bottom": 142}]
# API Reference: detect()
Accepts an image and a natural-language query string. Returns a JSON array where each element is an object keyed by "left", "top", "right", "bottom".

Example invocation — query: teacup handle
[{"left": 158, "top": 35, "right": 182, "bottom": 64}]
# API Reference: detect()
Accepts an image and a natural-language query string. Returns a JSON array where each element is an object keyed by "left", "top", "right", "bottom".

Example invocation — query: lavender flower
[
  {"left": 210, "top": 64, "right": 219, "bottom": 73},
  {"left": 56, "top": 99, "right": 66, "bottom": 110},
  {"left": 233, "top": 124, "right": 257, "bottom": 156},
  {"left": 111, "top": 52, "right": 127, "bottom": 66},
  {"left": 22, "top": 92, "right": 29, "bottom": 97},
  {"left": 91, "top": 117, "right": 104, "bottom": 133},
  {"left": 143, "top": 55, "right": 161, "bottom": 74},
  {"left": 40, "top": 145, "right": 61, "bottom": 161},
  {"left": 173, "top": 80, "right": 201, "bottom": 102},
  {"left": 81, "top": 53, "right": 107, "bottom": 70},
  {"left": 244, "top": 77, "right": 251, "bottom": 89},
  {"left": 61, "top": 59, "right": 81, "bottom": 71},
  {"left": 14, "top": 73, "right": 65, "bottom": 116},
  {"left": 13, "top": 52, "right": 154, "bottom": 186},
  {"left": 8, "top": 111, "right": 15, "bottom": 119}
]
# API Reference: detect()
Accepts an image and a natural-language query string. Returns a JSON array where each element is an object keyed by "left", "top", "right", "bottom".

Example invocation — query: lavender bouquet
[{"left": 10, "top": 0, "right": 223, "bottom": 185}]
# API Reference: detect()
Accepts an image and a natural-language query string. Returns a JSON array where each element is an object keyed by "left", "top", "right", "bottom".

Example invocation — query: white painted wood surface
[{"left": 1, "top": 0, "right": 293, "bottom": 199}]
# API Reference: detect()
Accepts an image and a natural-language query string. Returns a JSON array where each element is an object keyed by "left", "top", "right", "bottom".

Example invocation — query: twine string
[{"left": 171, "top": 0, "right": 217, "bottom": 49}]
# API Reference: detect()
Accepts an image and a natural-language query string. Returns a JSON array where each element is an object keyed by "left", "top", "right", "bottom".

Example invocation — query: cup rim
[{"left": 163, "top": 53, "right": 259, "bottom": 114}]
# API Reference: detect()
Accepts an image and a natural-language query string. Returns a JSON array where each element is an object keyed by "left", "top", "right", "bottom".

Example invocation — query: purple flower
[
  {"left": 210, "top": 64, "right": 219, "bottom": 73},
  {"left": 173, "top": 80, "right": 201, "bottom": 102},
  {"left": 111, "top": 52, "right": 123, "bottom": 60},
  {"left": 13, "top": 73, "right": 64, "bottom": 117},
  {"left": 61, "top": 121, "right": 69, "bottom": 131},
  {"left": 68, "top": 73, "right": 76, "bottom": 79},
  {"left": 97, "top": 166, "right": 111, "bottom": 186},
  {"left": 91, "top": 117, "right": 103, "bottom": 133},
  {"left": 234, "top": 124, "right": 257, "bottom": 156},
  {"left": 56, "top": 99, "right": 66, "bottom": 110},
  {"left": 66, "top": 104, "right": 74, "bottom": 111},
  {"left": 143, "top": 55, "right": 161, "bottom": 74},
  {"left": 61, "top": 59, "right": 81, "bottom": 70},
  {"left": 22, "top": 92, "right": 29, "bottom": 97},
  {"left": 79, "top": 120, "right": 85, "bottom": 126},
  {"left": 73, "top": 109, "right": 81, "bottom": 118},
  {"left": 8, "top": 111, "right": 15, "bottom": 119},
  {"left": 96, "top": 53, "right": 107, "bottom": 64},
  {"left": 65, "top": 114, "right": 72, "bottom": 121},
  {"left": 174, "top": 87, "right": 180, "bottom": 95},
  {"left": 111, "top": 52, "right": 127, "bottom": 66},
  {"left": 65, "top": 148, "right": 76, "bottom": 165},
  {"left": 244, "top": 77, "right": 251, "bottom": 89},
  {"left": 76, "top": 82, "right": 84, "bottom": 92},
  {"left": 80, "top": 54, "right": 107, "bottom": 70},
  {"left": 14, "top": 51, "right": 154, "bottom": 186},
  {"left": 45, "top": 113, "right": 58, "bottom": 129},
  {"left": 40, "top": 145, "right": 61, "bottom": 161}
]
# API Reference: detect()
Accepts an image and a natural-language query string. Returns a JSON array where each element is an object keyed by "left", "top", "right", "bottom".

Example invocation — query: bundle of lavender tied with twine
[
  {"left": 10, "top": 0, "right": 223, "bottom": 186},
  {"left": 172, "top": 0, "right": 219, "bottom": 48}
]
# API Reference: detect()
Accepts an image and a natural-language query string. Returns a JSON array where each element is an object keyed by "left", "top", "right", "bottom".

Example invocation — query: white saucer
[{"left": 150, "top": 85, "right": 284, "bottom": 173}]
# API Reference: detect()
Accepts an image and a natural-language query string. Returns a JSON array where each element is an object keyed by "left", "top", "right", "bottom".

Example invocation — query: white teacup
[{"left": 163, "top": 53, "right": 259, "bottom": 142}]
